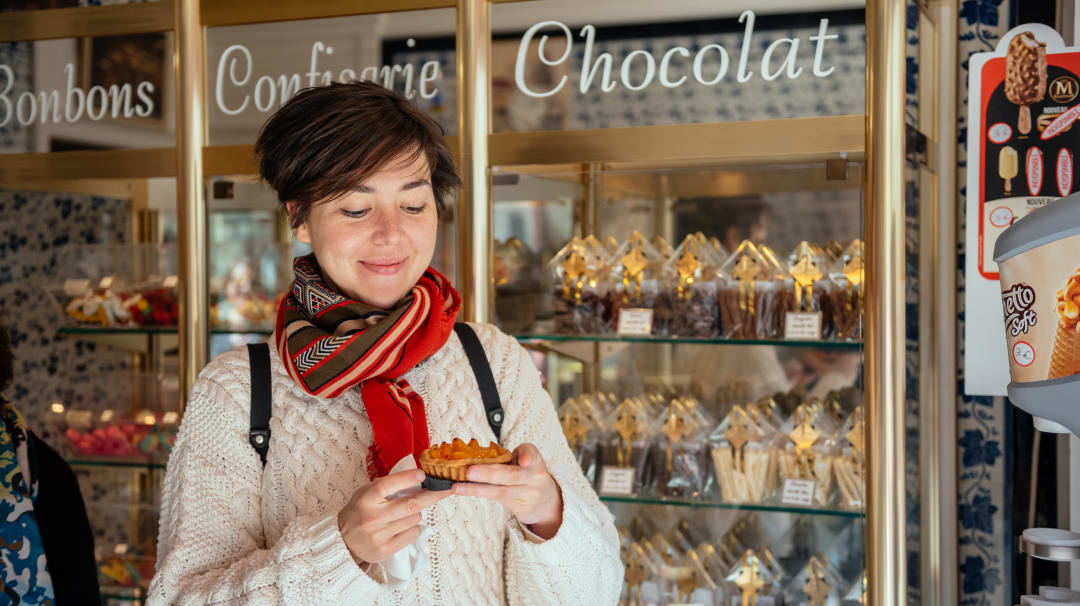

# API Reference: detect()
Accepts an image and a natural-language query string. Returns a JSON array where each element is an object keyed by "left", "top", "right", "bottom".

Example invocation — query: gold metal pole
[
  {"left": 924, "top": 2, "right": 959, "bottom": 600},
  {"left": 455, "top": 0, "right": 491, "bottom": 323},
  {"left": 175, "top": 0, "right": 208, "bottom": 407},
  {"left": 865, "top": 0, "right": 907, "bottom": 604}
]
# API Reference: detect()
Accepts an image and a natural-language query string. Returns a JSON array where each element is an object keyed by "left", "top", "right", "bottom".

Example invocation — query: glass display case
[{"left": 491, "top": 157, "right": 868, "bottom": 603}]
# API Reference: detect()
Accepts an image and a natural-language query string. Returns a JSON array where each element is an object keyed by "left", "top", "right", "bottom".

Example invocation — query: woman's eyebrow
[
  {"left": 352, "top": 179, "right": 431, "bottom": 194},
  {"left": 400, "top": 179, "right": 432, "bottom": 191}
]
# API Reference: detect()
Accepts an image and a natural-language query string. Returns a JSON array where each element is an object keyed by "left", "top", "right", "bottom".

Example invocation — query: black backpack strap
[
  {"left": 247, "top": 343, "right": 272, "bottom": 467},
  {"left": 453, "top": 323, "right": 504, "bottom": 440}
]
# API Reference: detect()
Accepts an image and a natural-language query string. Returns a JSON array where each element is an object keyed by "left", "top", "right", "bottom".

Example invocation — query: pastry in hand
[{"left": 419, "top": 438, "right": 513, "bottom": 482}]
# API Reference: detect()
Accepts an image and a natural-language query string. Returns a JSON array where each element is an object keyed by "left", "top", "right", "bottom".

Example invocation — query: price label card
[
  {"left": 599, "top": 466, "right": 635, "bottom": 495},
  {"left": 163, "top": 275, "right": 179, "bottom": 288},
  {"left": 784, "top": 312, "right": 822, "bottom": 340},
  {"left": 63, "top": 279, "right": 91, "bottom": 296},
  {"left": 617, "top": 308, "right": 653, "bottom": 336},
  {"left": 780, "top": 478, "right": 817, "bottom": 506}
]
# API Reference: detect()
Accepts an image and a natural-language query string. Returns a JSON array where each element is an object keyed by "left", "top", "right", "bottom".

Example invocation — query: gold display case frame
[{"left": 0, "top": 1, "right": 961, "bottom": 604}]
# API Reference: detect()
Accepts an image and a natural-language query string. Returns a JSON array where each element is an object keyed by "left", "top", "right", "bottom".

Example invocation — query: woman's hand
[
  {"left": 337, "top": 469, "right": 451, "bottom": 566},
  {"left": 452, "top": 443, "right": 563, "bottom": 540}
]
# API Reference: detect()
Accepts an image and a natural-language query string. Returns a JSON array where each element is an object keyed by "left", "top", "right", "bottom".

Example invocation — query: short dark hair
[
  {"left": 254, "top": 81, "right": 460, "bottom": 228},
  {"left": 0, "top": 325, "right": 11, "bottom": 392}
]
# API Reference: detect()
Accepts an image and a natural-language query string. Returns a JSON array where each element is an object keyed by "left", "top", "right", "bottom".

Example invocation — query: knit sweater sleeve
[
  {"left": 472, "top": 325, "right": 623, "bottom": 605},
  {"left": 147, "top": 352, "right": 382, "bottom": 605}
]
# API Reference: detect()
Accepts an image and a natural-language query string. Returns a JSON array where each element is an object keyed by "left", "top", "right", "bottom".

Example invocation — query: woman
[{"left": 148, "top": 82, "right": 622, "bottom": 604}]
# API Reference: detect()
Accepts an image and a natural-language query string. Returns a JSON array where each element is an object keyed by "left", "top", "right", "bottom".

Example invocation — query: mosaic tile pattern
[{"left": 957, "top": 1, "right": 1011, "bottom": 603}]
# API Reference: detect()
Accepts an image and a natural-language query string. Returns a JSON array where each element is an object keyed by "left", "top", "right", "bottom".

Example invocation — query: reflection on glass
[
  {"left": 1, "top": 34, "right": 176, "bottom": 153},
  {"left": 206, "top": 10, "right": 456, "bottom": 145},
  {"left": 456, "top": 4, "right": 867, "bottom": 132}
]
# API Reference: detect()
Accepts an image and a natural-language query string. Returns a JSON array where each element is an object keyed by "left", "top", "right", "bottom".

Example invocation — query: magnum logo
[
  {"left": 1003, "top": 282, "right": 1038, "bottom": 336},
  {"left": 1050, "top": 75, "right": 1080, "bottom": 103}
]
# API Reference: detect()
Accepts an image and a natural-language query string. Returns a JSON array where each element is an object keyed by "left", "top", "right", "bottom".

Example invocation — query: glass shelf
[
  {"left": 514, "top": 333, "right": 863, "bottom": 349},
  {"left": 67, "top": 457, "right": 166, "bottom": 470},
  {"left": 58, "top": 326, "right": 272, "bottom": 336},
  {"left": 598, "top": 495, "right": 865, "bottom": 518}
]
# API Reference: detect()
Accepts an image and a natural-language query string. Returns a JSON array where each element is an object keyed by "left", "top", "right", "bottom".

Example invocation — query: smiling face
[{"left": 292, "top": 151, "right": 438, "bottom": 310}]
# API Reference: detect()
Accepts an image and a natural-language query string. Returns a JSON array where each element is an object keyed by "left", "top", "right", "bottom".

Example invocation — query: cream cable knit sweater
[{"left": 147, "top": 323, "right": 622, "bottom": 605}]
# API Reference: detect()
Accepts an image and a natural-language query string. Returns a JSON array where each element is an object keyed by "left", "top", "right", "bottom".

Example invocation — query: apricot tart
[{"left": 419, "top": 438, "right": 512, "bottom": 481}]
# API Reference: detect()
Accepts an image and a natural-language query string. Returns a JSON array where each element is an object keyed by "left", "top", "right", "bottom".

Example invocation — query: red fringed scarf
[{"left": 275, "top": 254, "right": 460, "bottom": 478}]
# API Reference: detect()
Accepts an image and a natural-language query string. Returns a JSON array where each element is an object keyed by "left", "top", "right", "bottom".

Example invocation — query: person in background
[{"left": 0, "top": 324, "right": 100, "bottom": 604}]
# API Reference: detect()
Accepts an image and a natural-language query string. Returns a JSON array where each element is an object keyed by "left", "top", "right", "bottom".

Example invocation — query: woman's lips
[{"left": 360, "top": 258, "right": 407, "bottom": 275}]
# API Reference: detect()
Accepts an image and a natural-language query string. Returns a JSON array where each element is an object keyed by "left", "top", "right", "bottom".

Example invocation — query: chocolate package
[
  {"left": 608, "top": 232, "right": 670, "bottom": 335},
  {"left": 663, "top": 234, "right": 722, "bottom": 338},
  {"left": 548, "top": 236, "right": 613, "bottom": 334},
  {"left": 826, "top": 239, "right": 864, "bottom": 341},
  {"left": 718, "top": 241, "right": 790, "bottom": 340}
]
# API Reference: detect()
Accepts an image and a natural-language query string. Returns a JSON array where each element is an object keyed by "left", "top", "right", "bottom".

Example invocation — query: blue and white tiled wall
[{"left": 957, "top": 1, "right": 1012, "bottom": 603}]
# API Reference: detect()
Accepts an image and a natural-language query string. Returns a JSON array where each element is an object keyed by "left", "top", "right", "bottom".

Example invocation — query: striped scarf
[{"left": 275, "top": 253, "right": 460, "bottom": 478}]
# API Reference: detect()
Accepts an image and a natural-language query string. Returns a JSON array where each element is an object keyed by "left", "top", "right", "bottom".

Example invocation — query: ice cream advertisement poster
[
  {"left": 998, "top": 233, "right": 1080, "bottom": 383},
  {"left": 965, "top": 24, "right": 1080, "bottom": 395}
]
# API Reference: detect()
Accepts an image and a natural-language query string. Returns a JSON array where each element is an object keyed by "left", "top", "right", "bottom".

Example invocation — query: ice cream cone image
[
  {"left": 1049, "top": 269, "right": 1080, "bottom": 379},
  {"left": 1005, "top": 32, "right": 1047, "bottom": 135}
]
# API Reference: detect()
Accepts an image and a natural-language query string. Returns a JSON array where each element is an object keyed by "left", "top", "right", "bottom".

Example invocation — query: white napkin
[{"left": 380, "top": 455, "right": 434, "bottom": 587}]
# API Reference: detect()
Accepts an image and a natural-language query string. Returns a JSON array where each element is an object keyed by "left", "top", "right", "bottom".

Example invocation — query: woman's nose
[{"left": 370, "top": 205, "right": 402, "bottom": 244}]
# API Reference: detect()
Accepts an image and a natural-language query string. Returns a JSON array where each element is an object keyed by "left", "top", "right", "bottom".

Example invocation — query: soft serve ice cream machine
[{"left": 995, "top": 192, "right": 1080, "bottom": 604}]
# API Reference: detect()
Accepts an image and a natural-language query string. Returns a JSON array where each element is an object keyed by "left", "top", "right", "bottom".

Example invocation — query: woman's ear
[{"left": 285, "top": 202, "right": 311, "bottom": 244}]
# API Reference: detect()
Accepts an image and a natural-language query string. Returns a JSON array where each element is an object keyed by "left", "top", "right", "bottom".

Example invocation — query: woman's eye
[
  {"left": 403, "top": 204, "right": 427, "bottom": 214},
  {"left": 341, "top": 209, "right": 369, "bottom": 218}
]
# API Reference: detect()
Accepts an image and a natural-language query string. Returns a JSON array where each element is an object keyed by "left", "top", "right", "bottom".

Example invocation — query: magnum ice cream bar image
[
  {"left": 1005, "top": 31, "right": 1048, "bottom": 135},
  {"left": 995, "top": 192, "right": 1080, "bottom": 434},
  {"left": 1000, "top": 145, "right": 1019, "bottom": 193}
]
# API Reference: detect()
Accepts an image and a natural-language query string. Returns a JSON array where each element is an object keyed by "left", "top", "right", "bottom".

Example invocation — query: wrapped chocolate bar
[
  {"left": 718, "top": 241, "right": 786, "bottom": 339},
  {"left": 622, "top": 540, "right": 662, "bottom": 606},
  {"left": 493, "top": 237, "right": 539, "bottom": 333},
  {"left": 548, "top": 236, "right": 612, "bottom": 334},
  {"left": 833, "top": 406, "right": 865, "bottom": 511},
  {"left": 652, "top": 235, "right": 675, "bottom": 259},
  {"left": 597, "top": 397, "right": 654, "bottom": 496},
  {"left": 608, "top": 231, "right": 670, "bottom": 335},
  {"left": 776, "top": 400, "right": 843, "bottom": 507},
  {"left": 560, "top": 396, "right": 605, "bottom": 486},
  {"left": 756, "top": 245, "right": 794, "bottom": 340},
  {"left": 710, "top": 405, "right": 777, "bottom": 504},
  {"left": 664, "top": 234, "right": 722, "bottom": 337},
  {"left": 785, "top": 242, "right": 833, "bottom": 340},
  {"left": 827, "top": 240, "right": 864, "bottom": 342},
  {"left": 783, "top": 554, "right": 848, "bottom": 606},
  {"left": 724, "top": 549, "right": 778, "bottom": 606},
  {"left": 643, "top": 397, "right": 711, "bottom": 499}
]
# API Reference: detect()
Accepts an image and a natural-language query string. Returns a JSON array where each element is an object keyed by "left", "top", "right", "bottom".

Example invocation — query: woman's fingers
[
  {"left": 370, "top": 469, "right": 426, "bottom": 502},
  {"left": 374, "top": 512, "right": 423, "bottom": 543},
  {"left": 513, "top": 443, "right": 543, "bottom": 469},
  {"left": 382, "top": 488, "right": 451, "bottom": 522},
  {"left": 452, "top": 481, "right": 536, "bottom": 506},
  {"left": 383, "top": 525, "right": 423, "bottom": 557},
  {"left": 466, "top": 462, "right": 529, "bottom": 485}
]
